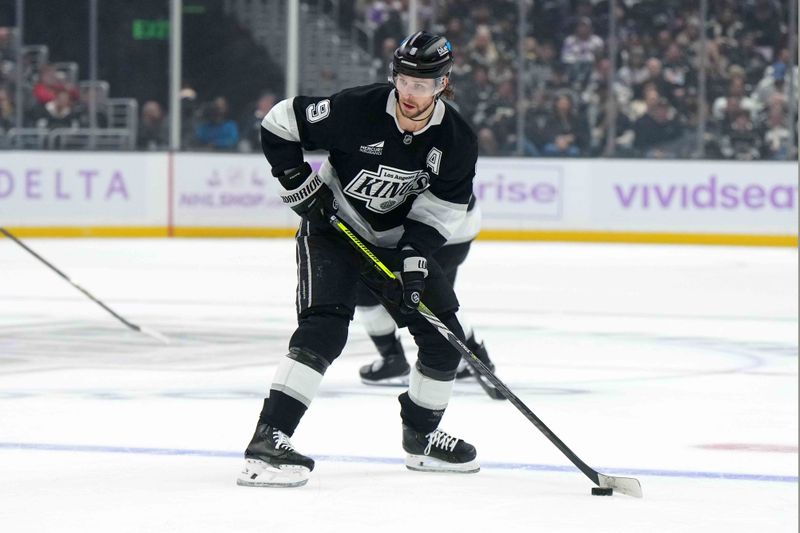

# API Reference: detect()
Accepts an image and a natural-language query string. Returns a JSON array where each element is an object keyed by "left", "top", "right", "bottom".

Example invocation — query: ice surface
[{"left": 0, "top": 238, "right": 796, "bottom": 532}]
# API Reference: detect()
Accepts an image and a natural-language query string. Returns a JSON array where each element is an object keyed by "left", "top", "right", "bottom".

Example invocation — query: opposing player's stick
[
  {"left": 0, "top": 227, "right": 169, "bottom": 344},
  {"left": 329, "top": 214, "right": 643, "bottom": 498}
]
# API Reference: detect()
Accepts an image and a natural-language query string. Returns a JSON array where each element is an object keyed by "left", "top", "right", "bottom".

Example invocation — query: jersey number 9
[{"left": 305, "top": 100, "right": 331, "bottom": 123}]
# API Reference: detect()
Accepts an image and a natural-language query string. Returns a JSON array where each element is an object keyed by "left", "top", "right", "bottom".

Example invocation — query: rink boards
[{"left": 0, "top": 151, "right": 796, "bottom": 246}]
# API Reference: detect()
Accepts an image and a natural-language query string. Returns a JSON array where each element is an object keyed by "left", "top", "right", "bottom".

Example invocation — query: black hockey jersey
[{"left": 260, "top": 83, "right": 478, "bottom": 255}]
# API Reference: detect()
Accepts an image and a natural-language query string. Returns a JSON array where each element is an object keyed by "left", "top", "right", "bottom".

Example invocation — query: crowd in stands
[
  {"left": 0, "top": 26, "right": 16, "bottom": 133},
  {"left": 0, "top": 35, "right": 93, "bottom": 135},
  {"left": 360, "top": 0, "right": 798, "bottom": 160},
  {"left": 0, "top": 22, "right": 275, "bottom": 152},
  {"left": 0, "top": 0, "right": 797, "bottom": 159},
  {"left": 0, "top": 36, "right": 111, "bottom": 146},
  {"left": 136, "top": 87, "right": 277, "bottom": 152}
]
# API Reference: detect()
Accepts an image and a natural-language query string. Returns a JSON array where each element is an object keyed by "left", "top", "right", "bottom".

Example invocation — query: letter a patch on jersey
[{"left": 426, "top": 147, "right": 442, "bottom": 175}]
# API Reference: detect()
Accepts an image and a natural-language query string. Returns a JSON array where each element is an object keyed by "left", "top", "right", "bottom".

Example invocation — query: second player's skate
[
  {"left": 456, "top": 338, "right": 495, "bottom": 379},
  {"left": 359, "top": 349, "right": 411, "bottom": 386}
]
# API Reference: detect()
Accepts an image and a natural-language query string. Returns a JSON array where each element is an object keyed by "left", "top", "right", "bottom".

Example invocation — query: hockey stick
[
  {"left": 330, "top": 216, "right": 501, "bottom": 400},
  {"left": 329, "top": 214, "right": 643, "bottom": 498},
  {"left": 0, "top": 227, "right": 170, "bottom": 344}
]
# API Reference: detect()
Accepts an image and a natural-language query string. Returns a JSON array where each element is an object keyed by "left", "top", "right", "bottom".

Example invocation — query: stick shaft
[
  {"left": 329, "top": 215, "right": 601, "bottom": 484},
  {"left": 1, "top": 227, "right": 143, "bottom": 333}
]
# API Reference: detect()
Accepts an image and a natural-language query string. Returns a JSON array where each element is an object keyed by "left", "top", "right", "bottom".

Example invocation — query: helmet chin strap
[
  {"left": 393, "top": 86, "right": 443, "bottom": 123},
  {"left": 406, "top": 100, "right": 437, "bottom": 123}
]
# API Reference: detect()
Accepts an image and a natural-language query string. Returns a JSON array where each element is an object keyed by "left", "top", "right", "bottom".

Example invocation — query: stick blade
[
  {"left": 598, "top": 473, "right": 643, "bottom": 498},
  {"left": 138, "top": 326, "right": 171, "bottom": 344}
]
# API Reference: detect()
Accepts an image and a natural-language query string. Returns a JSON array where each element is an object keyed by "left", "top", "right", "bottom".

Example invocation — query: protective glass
[{"left": 388, "top": 70, "right": 446, "bottom": 97}]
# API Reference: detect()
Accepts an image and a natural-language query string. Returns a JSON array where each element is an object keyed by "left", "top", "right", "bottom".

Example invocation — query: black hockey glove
[
  {"left": 397, "top": 246, "right": 428, "bottom": 314},
  {"left": 277, "top": 162, "right": 337, "bottom": 224}
]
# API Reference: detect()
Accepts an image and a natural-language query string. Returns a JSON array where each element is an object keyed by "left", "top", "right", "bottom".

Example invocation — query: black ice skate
[
  {"left": 402, "top": 425, "right": 480, "bottom": 473},
  {"left": 236, "top": 422, "right": 315, "bottom": 488},
  {"left": 359, "top": 347, "right": 411, "bottom": 386},
  {"left": 456, "top": 338, "right": 494, "bottom": 380}
]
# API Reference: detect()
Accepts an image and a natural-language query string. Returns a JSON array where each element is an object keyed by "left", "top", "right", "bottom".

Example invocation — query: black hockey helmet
[{"left": 391, "top": 31, "right": 454, "bottom": 80}]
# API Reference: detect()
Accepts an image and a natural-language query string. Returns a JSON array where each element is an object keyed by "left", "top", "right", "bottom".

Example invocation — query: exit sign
[{"left": 132, "top": 19, "right": 169, "bottom": 40}]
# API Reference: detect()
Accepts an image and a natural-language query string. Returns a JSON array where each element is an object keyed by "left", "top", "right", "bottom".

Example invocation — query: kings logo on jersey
[{"left": 344, "top": 165, "right": 430, "bottom": 213}]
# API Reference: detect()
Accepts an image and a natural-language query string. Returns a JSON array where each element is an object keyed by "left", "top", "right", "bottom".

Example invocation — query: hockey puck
[{"left": 591, "top": 487, "right": 613, "bottom": 496}]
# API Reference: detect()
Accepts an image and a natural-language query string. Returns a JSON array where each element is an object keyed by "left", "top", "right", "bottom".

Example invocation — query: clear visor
[{"left": 388, "top": 69, "right": 446, "bottom": 97}]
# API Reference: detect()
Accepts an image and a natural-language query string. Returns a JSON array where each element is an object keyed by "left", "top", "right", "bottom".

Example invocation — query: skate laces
[
  {"left": 271, "top": 429, "right": 295, "bottom": 451},
  {"left": 424, "top": 429, "right": 459, "bottom": 455}
]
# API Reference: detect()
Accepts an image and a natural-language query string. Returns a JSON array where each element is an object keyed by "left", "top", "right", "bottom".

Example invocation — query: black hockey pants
[{"left": 261, "top": 217, "right": 466, "bottom": 435}]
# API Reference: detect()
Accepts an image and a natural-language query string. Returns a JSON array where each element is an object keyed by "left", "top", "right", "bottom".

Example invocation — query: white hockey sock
[
  {"left": 408, "top": 363, "right": 454, "bottom": 411},
  {"left": 270, "top": 355, "right": 324, "bottom": 408},
  {"left": 358, "top": 304, "right": 397, "bottom": 337}
]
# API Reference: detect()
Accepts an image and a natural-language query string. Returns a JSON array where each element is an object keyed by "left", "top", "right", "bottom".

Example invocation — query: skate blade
[
  {"left": 405, "top": 454, "right": 480, "bottom": 474},
  {"left": 360, "top": 375, "right": 409, "bottom": 387},
  {"left": 236, "top": 459, "right": 310, "bottom": 488}
]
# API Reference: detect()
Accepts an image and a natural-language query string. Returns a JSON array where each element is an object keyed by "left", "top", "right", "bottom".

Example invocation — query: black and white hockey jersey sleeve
[
  {"left": 260, "top": 94, "right": 345, "bottom": 176},
  {"left": 400, "top": 136, "right": 478, "bottom": 256}
]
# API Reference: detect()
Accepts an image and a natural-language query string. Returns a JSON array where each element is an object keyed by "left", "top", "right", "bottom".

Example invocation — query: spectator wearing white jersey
[{"left": 560, "top": 17, "right": 604, "bottom": 86}]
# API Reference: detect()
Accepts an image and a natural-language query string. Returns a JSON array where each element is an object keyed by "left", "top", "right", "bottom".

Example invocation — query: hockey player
[
  {"left": 238, "top": 31, "right": 481, "bottom": 488},
  {"left": 356, "top": 198, "right": 495, "bottom": 386}
]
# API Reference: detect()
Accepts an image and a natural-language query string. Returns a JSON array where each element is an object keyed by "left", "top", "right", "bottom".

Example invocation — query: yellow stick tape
[{"left": 335, "top": 221, "right": 396, "bottom": 279}]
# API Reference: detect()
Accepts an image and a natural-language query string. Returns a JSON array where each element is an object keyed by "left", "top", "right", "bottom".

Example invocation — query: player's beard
[{"left": 399, "top": 97, "right": 435, "bottom": 121}]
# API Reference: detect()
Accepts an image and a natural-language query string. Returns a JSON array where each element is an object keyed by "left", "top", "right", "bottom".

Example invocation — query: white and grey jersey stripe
[
  {"left": 407, "top": 190, "right": 467, "bottom": 242},
  {"left": 262, "top": 98, "right": 300, "bottom": 142},
  {"left": 448, "top": 201, "right": 481, "bottom": 244}
]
